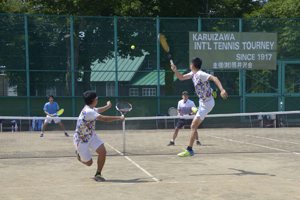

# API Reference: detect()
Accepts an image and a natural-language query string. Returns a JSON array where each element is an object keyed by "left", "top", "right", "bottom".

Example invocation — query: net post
[{"left": 122, "top": 120, "right": 126, "bottom": 156}]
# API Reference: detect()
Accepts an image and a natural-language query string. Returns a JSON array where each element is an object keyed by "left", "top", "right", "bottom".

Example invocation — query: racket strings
[
  {"left": 158, "top": 34, "right": 169, "bottom": 52},
  {"left": 117, "top": 103, "right": 132, "bottom": 112},
  {"left": 160, "top": 41, "right": 169, "bottom": 52},
  {"left": 57, "top": 109, "right": 64, "bottom": 116},
  {"left": 168, "top": 108, "right": 178, "bottom": 116}
]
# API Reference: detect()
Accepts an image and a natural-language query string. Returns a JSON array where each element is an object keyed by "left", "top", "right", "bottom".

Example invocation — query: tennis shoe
[
  {"left": 40, "top": 133, "right": 43, "bottom": 137},
  {"left": 167, "top": 141, "right": 175, "bottom": 146},
  {"left": 75, "top": 150, "right": 81, "bottom": 162},
  {"left": 64, "top": 132, "right": 69, "bottom": 137},
  {"left": 94, "top": 174, "right": 105, "bottom": 182},
  {"left": 177, "top": 148, "right": 194, "bottom": 157},
  {"left": 196, "top": 141, "right": 201, "bottom": 146}
]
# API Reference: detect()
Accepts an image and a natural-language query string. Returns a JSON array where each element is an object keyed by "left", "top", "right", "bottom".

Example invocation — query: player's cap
[{"left": 182, "top": 91, "right": 188, "bottom": 95}]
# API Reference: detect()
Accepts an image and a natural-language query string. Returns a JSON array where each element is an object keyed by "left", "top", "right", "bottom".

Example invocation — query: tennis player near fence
[
  {"left": 171, "top": 57, "right": 228, "bottom": 157},
  {"left": 167, "top": 91, "right": 201, "bottom": 146},
  {"left": 40, "top": 95, "right": 68, "bottom": 137},
  {"left": 74, "top": 91, "right": 124, "bottom": 181}
]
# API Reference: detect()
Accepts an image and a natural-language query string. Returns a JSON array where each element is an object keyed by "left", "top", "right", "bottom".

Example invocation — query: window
[
  {"left": 90, "top": 83, "right": 96, "bottom": 92},
  {"left": 145, "top": 60, "right": 153, "bottom": 69},
  {"left": 0, "top": 66, "right": 5, "bottom": 75},
  {"left": 142, "top": 88, "right": 156, "bottom": 96},
  {"left": 106, "top": 82, "right": 115, "bottom": 96},
  {"left": 7, "top": 85, "right": 17, "bottom": 96},
  {"left": 46, "top": 87, "right": 56, "bottom": 96},
  {"left": 129, "top": 88, "right": 139, "bottom": 96}
]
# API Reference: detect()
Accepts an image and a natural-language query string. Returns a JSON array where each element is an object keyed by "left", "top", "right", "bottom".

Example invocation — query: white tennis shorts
[
  {"left": 73, "top": 133, "right": 103, "bottom": 162},
  {"left": 196, "top": 96, "right": 215, "bottom": 120},
  {"left": 44, "top": 115, "right": 61, "bottom": 124}
]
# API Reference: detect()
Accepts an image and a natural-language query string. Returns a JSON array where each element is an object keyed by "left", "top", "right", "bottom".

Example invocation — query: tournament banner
[{"left": 189, "top": 32, "right": 277, "bottom": 70}]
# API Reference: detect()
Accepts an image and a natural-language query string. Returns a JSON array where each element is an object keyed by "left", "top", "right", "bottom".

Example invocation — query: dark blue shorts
[{"left": 176, "top": 119, "right": 193, "bottom": 129}]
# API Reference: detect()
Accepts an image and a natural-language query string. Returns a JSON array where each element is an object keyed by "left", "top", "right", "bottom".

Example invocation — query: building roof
[
  {"left": 88, "top": 53, "right": 188, "bottom": 86},
  {"left": 127, "top": 70, "right": 165, "bottom": 86},
  {"left": 127, "top": 69, "right": 186, "bottom": 86},
  {"left": 90, "top": 54, "right": 147, "bottom": 82}
]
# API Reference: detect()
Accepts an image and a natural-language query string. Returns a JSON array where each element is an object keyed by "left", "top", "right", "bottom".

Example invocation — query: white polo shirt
[{"left": 177, "top": 99, "right": 196, "bottom": 117}]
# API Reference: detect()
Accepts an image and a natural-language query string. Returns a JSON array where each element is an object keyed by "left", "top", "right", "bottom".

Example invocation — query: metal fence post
[
  {"left": 156, "top": 17, "right": 160, "bottom": 114},
  {"left": 114, "top": 16, "right": 119, "bottom": 113},
  {"left": 24, "top": 14, "right": 30, "bottom": 116},
  {"left": 70, "top": 15, "right": 75, "bottom": 117}
]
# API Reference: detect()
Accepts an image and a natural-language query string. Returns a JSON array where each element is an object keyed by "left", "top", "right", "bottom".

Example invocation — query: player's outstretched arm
[
  {"left": 171, "top": 64, "right": 191, "bottom": 81},
  {"left": 97, "top": 101, "right": 112, "bottom": 113},
  {"left": 208, "top": 76, "right": 228, "bottom": 99},
  {"left": 96, "top": 115, "right": 125, "bottom": 122}
]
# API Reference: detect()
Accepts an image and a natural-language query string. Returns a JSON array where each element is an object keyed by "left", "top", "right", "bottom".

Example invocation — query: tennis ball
[{"left": 131, "top": 45, "right": 135, "bottom": 50}]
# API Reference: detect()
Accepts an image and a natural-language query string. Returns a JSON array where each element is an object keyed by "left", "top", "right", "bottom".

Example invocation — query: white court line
[
  {"left": 245, "top": 135, "right": 300, "bottom": 145},
  {"left": 106, "top": 143, "right": 160, "bottom": 182},
  {"left": 210, "top": 136, "right": 300, "bottom": 155}
]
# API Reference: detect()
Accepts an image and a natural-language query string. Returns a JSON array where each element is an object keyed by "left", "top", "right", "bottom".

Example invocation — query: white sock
[{"left": 171, "top": 139, "right": 174, "bottom": 142}]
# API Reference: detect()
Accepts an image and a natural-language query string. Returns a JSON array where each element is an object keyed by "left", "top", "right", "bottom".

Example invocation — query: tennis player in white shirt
[
  {"left": 171, "top": 57, "right": 228, "bottom": 157},
  {"left": 167, "top": 91, "right": 201, "bottom": 146}
]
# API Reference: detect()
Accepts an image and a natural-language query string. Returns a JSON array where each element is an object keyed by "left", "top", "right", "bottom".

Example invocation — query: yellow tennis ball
[{"left": 131, "top": 45, "right": 135, "bottom": 49}]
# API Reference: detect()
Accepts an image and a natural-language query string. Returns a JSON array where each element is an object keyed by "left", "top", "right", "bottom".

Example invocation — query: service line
[
  {"left": 210, "top": 136, "right": 300, "bottom": 155},
  {"left": 106, "top": 143, "right": 160, "bottom": 182}
]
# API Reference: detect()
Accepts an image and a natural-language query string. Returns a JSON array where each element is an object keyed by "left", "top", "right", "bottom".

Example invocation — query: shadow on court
[
  {"left": 0, "top": 128, "right": 300, "bottom": 200},
  {"left": 191, "top": 168, "right": 276, "bottom": 177}
]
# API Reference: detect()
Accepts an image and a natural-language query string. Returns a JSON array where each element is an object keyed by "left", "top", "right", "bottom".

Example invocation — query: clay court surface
[{"left": 1, "top": 128, "right": 300, "bottom": 200}]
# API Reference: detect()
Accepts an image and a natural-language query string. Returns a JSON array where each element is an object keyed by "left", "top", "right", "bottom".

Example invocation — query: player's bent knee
[{"left": 84, "top": 159, "right": 93, "bottom": 166}]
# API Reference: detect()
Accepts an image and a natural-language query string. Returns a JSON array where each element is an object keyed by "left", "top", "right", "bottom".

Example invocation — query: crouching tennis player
[{"left": 74, "top": 91, "right": 124, "bottom": 181}]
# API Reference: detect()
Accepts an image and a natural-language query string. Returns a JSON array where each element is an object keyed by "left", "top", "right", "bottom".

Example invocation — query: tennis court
[{"left": 1, "top": 127, "right": 300, "bottom": 200}]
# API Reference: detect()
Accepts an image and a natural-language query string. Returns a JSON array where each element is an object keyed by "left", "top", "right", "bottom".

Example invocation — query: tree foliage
[
  {"left": 245, "top": 0, "right": 300, "bottom": 18},
  {"left": 244, "top": 0, "right": 300, "bottom": 94},
  {"left": 0, "top": 0, "right": 269, "bottom": 96}
]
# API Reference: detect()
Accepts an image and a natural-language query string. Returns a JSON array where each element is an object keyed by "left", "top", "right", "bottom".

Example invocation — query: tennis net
[{"left": 0, "top": 110, "right": 300, "bottom": 159}]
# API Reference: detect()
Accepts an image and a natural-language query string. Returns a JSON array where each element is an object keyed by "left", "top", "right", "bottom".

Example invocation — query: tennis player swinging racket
[
  {"left": 159, "top": 34, "right": 228, "bottom": 157},
  {"left": 172, "top": 58, "right": 228, "bottom": 157}
]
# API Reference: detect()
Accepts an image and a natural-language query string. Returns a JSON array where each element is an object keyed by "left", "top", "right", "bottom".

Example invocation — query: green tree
[
  {"left": 118, "top": 0, "right": 261, "bottom": 18},
  {"left": 119, "top": 0, "right": 262, "bottom": 95},
  {"left": 1, "top": 0, "right": 264, "bottom": 96},
  {"left": 244, "top": 0, "right": 300, "bottom": 94}
]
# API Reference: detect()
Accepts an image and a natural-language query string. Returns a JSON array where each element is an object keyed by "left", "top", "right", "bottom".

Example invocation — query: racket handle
[{"left": 170, "top": 60, "right": 174, "bottom": 66}]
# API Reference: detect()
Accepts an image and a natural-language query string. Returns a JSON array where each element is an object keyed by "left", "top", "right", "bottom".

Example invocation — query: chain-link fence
[{"left": 1, "top": 14, "right": 300, "bottom": 116}]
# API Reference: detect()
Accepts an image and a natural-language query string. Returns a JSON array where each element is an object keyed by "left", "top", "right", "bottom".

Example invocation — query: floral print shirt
[
  {"left": 74, "top": 105, "right": 100, "bottom": 143},
  {"left": 188, "top": 70, "right": 213, "bottom": 101}
]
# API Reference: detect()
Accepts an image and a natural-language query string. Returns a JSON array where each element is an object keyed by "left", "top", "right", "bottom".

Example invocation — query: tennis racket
[
  {"left": 116, "top": 102, "right": 132, "bottom": 116},
  {"left": 56, "top": 109, "right": 64, "bottom": 116},
  {"left": 168, "top": 107, "right": 178, "bottom": 116},
  {"left": 158, "top": 33, "right": 174, "bottom": 65}
]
